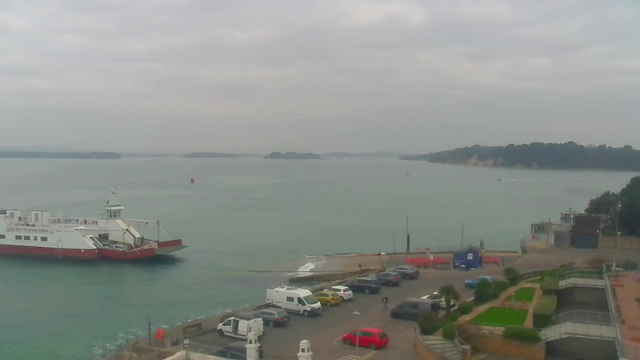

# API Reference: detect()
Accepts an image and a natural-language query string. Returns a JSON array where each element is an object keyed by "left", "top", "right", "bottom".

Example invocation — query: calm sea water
[{"left": 0, "top": 158, "right": 634, "bottom": 360}]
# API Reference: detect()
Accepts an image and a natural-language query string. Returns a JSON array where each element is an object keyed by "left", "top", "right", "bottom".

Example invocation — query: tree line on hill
[
  {"left": 401, "top": 142, "right": 640, "bottom": 170},
  {"left": 585, "top": 176, "right": 640, "bottom": 236}
]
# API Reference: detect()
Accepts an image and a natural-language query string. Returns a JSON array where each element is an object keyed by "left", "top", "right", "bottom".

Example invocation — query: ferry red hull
[
  {"left": 0, "top": 239, "right": 184, "bottom": 260},
  {"left": 0, "top": 244, "right": 99, "bottom": 260}
]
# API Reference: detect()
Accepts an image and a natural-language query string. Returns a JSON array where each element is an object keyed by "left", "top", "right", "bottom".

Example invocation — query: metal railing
[
  {"left": 558, "top": 269, "right": 604, "bottom": 281},
  {"left": 552, "top": 310, "right": 611, "bottom": 325},
  {"left": 541, "top": 322, "right": 616, "bottom": 341},
  {"left": 603, "top": 265, "right": 640, "bottom": 360}
]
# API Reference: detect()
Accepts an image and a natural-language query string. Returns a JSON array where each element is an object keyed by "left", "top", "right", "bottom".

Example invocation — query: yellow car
[{"left": 315, "top": 291, "right": 343, "bottom": 307}]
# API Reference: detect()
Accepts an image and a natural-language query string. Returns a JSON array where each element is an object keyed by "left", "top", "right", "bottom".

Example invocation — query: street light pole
[
  {"left": 616, "top": 201, "right": 621, "bottom": 257},
  {"left": 353, "top": 311, "right": 360, "bottom": 358}
]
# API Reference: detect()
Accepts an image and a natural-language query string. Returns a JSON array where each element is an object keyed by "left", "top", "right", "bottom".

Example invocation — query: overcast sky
[{"left": 1, "top": 0, "right": 639, "bottom": 154}]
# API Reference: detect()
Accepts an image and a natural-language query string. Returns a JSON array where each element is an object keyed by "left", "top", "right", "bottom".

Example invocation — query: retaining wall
[
  {"left": 599, "top": 235, "right": 640, "bottom": 251},
  {"left": 466, "top": 334, "right": 545, "bottom": 360}
]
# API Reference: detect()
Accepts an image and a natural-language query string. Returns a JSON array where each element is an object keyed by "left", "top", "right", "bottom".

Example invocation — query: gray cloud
[{"left": 1, "top": 0, "right": 639, "bottom": 153}]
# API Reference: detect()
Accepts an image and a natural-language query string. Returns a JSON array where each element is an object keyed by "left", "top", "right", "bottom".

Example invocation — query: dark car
[
  {"left": 390, "top": 298, "right": 438, "bottom": 320},
  {"left": 253, "top": 308, "right": 290, "bottom": 327},
  {"left": 347, "top": 278, "right": 382, "bottom": 294},
  {"left": 213, "top": 341, "right": 264, "bottom": 359},
  {"left": 392, "top": 266, "right": 419, "bottom": 279},
  {"left": 375, "top": 272, "right": 402, "bottom": 286}
]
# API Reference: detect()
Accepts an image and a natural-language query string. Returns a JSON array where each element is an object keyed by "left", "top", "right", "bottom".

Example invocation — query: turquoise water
[{"left": 0, "top": 158, "right": 634, "bottom": 359}]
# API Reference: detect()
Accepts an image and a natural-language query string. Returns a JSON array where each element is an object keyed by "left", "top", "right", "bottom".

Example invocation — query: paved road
[{"left": 191, "top": 249, "right": 640, "bottom": 360}]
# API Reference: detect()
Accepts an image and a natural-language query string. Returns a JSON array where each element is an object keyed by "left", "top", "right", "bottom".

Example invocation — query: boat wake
[{"left": 297, "top": 262, "right": 316, "bottom": 274}]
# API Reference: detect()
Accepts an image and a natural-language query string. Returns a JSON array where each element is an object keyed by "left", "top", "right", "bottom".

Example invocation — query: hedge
[
  {"left": 503, "top": 327, "right": 542, "bottom": 343},
  {"left": 442, "top": 322, "right": 456, "bottom": 341},
  {"left": 541, "top": 276, "right": 559, "bottom": 295},
  {"left": 474, "top": 280, "right": 500, "bottom": 303},
  {"left": 458, "top": 301, "right": 474, "bottom": 315},
  {"left": 418, "top": 312, "right": 442, "bottom": 335},
  {"left": 532, "top": 295, "right": 557, "bottom": 328},
  {"left": 494, "top": 280, "right": 510, "bottom": 293},
  {"left": 443, "top": 310, "right": 460, "bottom": 324}
]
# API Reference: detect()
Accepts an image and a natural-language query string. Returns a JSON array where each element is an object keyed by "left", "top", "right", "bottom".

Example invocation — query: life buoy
[{"left": 156, "top": 329, "right": 164, "bottom": 340}]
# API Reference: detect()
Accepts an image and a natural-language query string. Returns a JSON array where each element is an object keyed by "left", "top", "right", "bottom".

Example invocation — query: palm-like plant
[{"left": 439, "top": 284, "right": 460, "bottom": 314}]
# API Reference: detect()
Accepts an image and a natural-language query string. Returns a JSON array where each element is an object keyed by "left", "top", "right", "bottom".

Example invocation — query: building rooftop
[{"left": 611, "top": 272, "right": 640, "bottom": 355}]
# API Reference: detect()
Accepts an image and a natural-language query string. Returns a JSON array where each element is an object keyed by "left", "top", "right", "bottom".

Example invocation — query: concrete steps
[{"left": 421, "top": 336, "right": 462, "bottom": 360}]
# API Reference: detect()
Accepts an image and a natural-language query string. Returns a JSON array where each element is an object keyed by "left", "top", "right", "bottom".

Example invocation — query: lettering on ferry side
[{"left": 6, "top": 227, "right": 54, "bottom": 234}]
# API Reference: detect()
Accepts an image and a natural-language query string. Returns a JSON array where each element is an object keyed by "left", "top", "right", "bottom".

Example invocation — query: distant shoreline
[
  {"left": 263, "top": 152, "right": 321, "bottom": 160},
  {"left": 0, "top": 151, "right": 121, "bottom": 159}
]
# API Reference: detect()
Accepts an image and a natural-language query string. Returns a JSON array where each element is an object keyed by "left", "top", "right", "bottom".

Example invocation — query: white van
[
  {"left": 266, "top": 286, "right": 322, "bottom": 317},
  {"left": 217, "top": 313, "right": 264, "bottom": 339}
]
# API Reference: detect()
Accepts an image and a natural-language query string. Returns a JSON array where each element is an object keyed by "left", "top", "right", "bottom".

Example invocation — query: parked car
[
  {"left": 327, "top": 285, "right": 353, "bottom": 301},
  {"left": 342, "top": 327, "right": 389, "bottom": 350},
  {"left": 315, "top": 291, "right": 343, "bottom": 307},
  {"left": 212, "top": 341, "right": 264, "bottom": 360},
  {"left": 421, "top": 290, "right": 457, "bottom": 310},
  {"left": 266, "top": 285, "right": 322, "bottom": 317},
  {"left": 390, "top": 298, "right": 438, "bottom": 320},
  {"left": 217, "top": 313, "right": 264, "bottom": 339},
  {"left": 346, "top": 278, "right": 382, "bottom": 294},
  {"left": 392, "top": 265, "right": 420, "bottom": 279},
  {"left": 253, "top": 308, "right": 290, "bottom": 327},
  {"left": 375, "top": 272, "right": 402, "bottom": 286},
  {"left": 464, "top": 276, "right": 494, "bottom": 288}
]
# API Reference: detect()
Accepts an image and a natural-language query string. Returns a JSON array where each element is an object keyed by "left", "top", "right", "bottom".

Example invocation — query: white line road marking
[{"left": 333, "top": 336, "right": 344, "bottom": 345}]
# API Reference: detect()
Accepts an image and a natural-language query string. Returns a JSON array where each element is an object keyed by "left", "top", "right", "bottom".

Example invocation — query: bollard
[
  {"left": 245, "top": 331, "right": 260, "bottom": 360},
  {"left": 298, "top": 339, "right": 312, "bottom": 360}
]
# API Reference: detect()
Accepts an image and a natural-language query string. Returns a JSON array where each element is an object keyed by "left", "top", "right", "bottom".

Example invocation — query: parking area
[
  {"left": 191, "top": 268, "right": 492, "bottom": 360},
  {"left": 189, "top": 249, "right": 639, "bottom": 360}
]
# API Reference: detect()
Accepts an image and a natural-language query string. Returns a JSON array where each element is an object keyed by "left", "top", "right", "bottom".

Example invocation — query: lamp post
[
  {"left": 615, "top": 202, "right": 621, "bottom": 254},
  {"left": 183, "top": 338, "right": 190, "bottom": 360},
  {"left": 353, "top": 311, "right": 360, "bottom": 358}
]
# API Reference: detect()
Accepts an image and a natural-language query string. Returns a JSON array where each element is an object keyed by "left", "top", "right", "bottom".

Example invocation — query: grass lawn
[
  {"left": 512, "top": 287, "right": 537, "bottom": 302},
  {"left": 525, "top": 277, "right": 542, "bottom": 284},
  {"left": 471, "top": 307, "right": 528, "bottom": 327}
]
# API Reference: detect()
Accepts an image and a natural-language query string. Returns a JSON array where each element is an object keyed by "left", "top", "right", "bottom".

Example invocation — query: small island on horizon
[
  {"left": 263, "top": 152, "right": 321, "bottom": 160},
  {"left": 0, "top": 151, "right": 121, "bottom": 159},
  {"left": 400, "top": 142, "right": 640, "bottom": 171},
  {"left": 183, "top": 152, "right": 242, "bottom": 158}
]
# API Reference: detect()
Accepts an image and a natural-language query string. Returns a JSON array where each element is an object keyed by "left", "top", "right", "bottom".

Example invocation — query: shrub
[
  {"left": 494, "top": 280, "right": 510, "bottom": 293},
  {"left": 541, "top": 276, "right": 559, "bottom": 295},
  {"left": 418, "top": 312, "right": 442, "bottom": 335},
  {"left": 474, "top": 280, "right": 499, "bottom": 303},
  {"left": 503, "top": 327, "right": 542, "bottom": 343},
  {"left": 442, "top": 322, "right": 457, "bottom": 341},
  {"left": 458, "top": 301, "right": 474, "bottom": 315},
  {"left": 532, "top": 295, "right": 557, "bottom": 328},
  {"left": 443, "top": 310, "right": 460, "bottom": 324},
  {"left": 503, "top": 267, "right": 521, "bottom": 286}
]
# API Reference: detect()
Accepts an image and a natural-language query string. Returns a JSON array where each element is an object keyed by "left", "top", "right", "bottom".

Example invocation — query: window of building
[
  {"left": 467, "top": 253, "right": 473, "bottom": 260},
  {"left": 0, "top": 234, "right": 5, "bottom": 239},
  {"left": 15, "top": 235, "right": 22, "bottom": 240},
  {"left": 34, "top": 236, "right": 38, "bottom": 241},
  {"left": 24, "top": 236, "right": 31, "bottom": 240},
  {"left": 41, "top": 237, "right": 48, "bottom": 242}
]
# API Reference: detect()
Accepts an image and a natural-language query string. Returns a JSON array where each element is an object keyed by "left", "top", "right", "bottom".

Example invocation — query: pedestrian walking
[
  {"left": 382, "top": 296, "right": 389, "bottom": 311},
  {"left": 358, "top": 262, "right": 362, "bottom": 270}
]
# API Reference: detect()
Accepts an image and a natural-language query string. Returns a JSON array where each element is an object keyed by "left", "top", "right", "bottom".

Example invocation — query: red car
[{"left": 342, "top": 327, "right": 389, "bottom": 350}]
